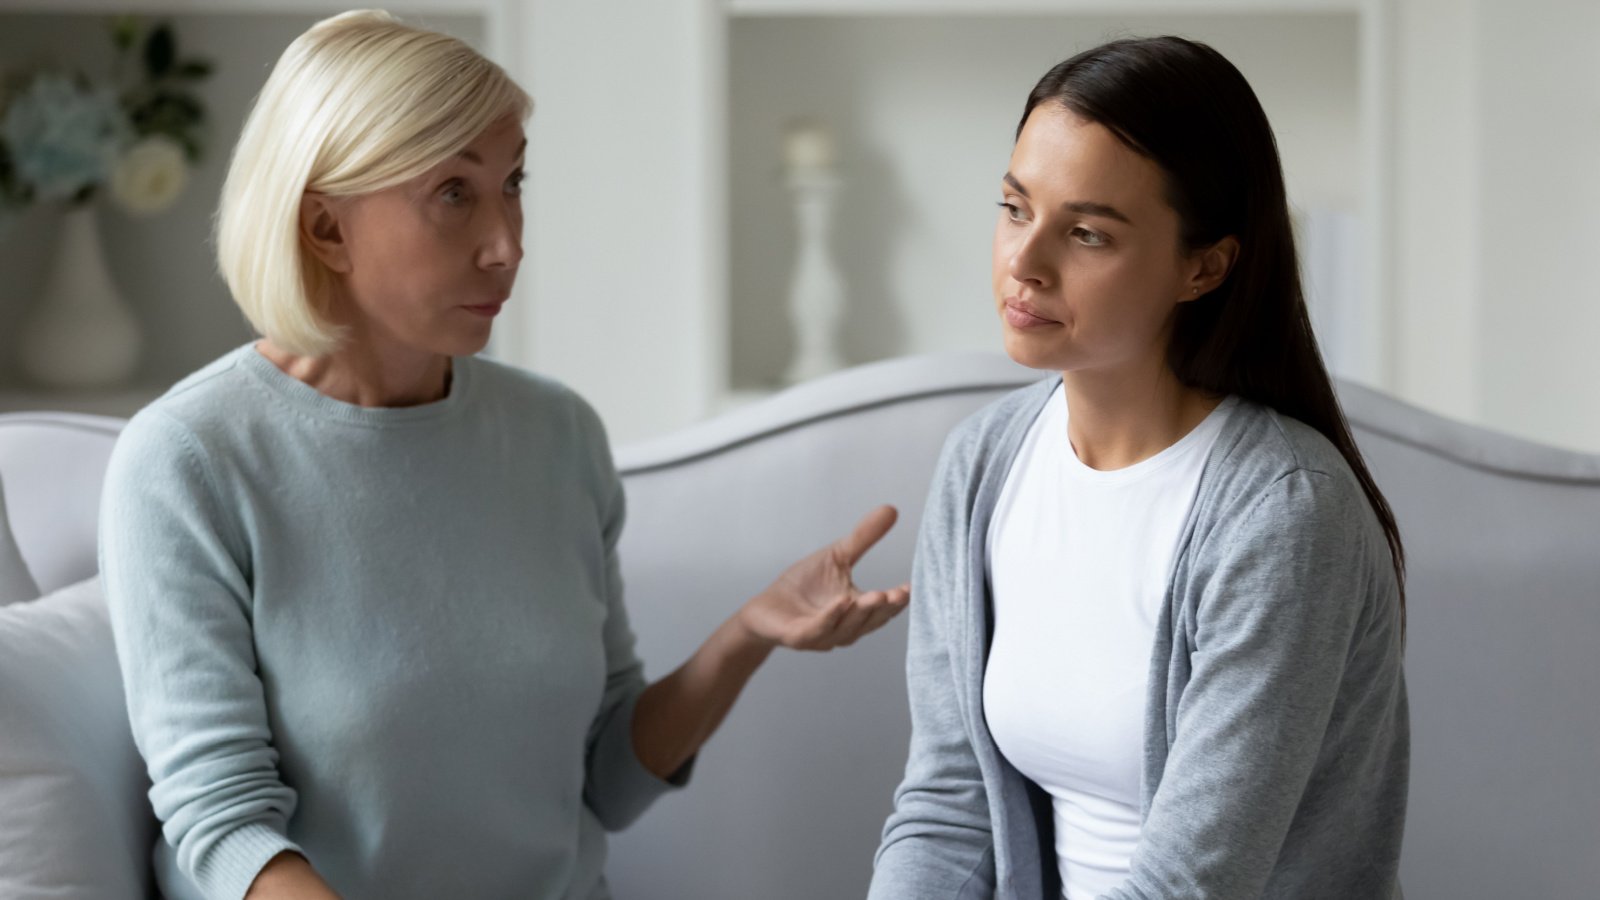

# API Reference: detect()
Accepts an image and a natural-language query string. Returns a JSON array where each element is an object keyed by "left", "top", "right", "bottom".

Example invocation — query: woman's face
[
  {"left": 992, "top": 103, "right": 1207, "bottom": 375},
  {"left": 309, "top": 114, "right": 526, "bottom": 358}
]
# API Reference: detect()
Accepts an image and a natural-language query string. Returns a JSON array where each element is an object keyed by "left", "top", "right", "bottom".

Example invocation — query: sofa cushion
[
  {"left": 0, "top": 575, "right": 155, "bottom": 899},
  {"left": 0, "top": 477, "right": 40, "bottom": 606}
]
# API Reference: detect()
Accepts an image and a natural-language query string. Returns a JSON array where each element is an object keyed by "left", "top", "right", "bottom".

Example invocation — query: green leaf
[
  {"left": 144, "top": 24, "right": 175, "bottom": 79},
  {"left": 0, "top": 142, "right": 18, "bottom": 198},
  {"left": 156, "top": 90, "right": 203, "bottom": 122},
  {"left": 175, "top": 59, "right": 213, "bottom": 80},
  {"left": 110, "top": 16, "right": 139, "bottom": 52},
  {"left": 129, "top": 91, "right": 207, "bottom": 139}
]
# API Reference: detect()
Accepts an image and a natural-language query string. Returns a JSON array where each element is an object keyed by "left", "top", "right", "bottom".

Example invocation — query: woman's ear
[
  {"left": 1180, "top": 235, "right": 1240, "bottom": 301},
  {"left": 299, "top": 192, "right": 353, "bottom": 274}
]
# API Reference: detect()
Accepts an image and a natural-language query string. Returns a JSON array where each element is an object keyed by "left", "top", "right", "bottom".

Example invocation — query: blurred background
[{"left": 0, "top": 0, "right": 1595, "bottom": 453}]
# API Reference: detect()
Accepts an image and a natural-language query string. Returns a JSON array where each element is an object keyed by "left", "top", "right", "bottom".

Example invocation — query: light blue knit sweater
[{"left": 100, "top": 344, "right": 681, "bottom": 900}]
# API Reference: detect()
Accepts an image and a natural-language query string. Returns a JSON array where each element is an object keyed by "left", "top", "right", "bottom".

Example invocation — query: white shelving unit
[
  {"left": 0, "top": 0, "right": 1397, "bottom": 441},
  {"left": 721, "top": 0, "right": 1393, "bottom": 405}
]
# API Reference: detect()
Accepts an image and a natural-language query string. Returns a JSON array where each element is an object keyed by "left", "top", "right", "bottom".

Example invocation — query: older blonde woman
[{"left": 99, "top": 11, "right": 908, "bottom": 900}]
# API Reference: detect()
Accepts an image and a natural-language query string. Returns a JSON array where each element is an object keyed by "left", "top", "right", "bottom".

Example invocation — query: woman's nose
[
  {"left": 480, "top": 201, "right": 524, "bottom": 270},
  {"left": 1008, "top": 228, "right": 1051, "bottom": 288}
]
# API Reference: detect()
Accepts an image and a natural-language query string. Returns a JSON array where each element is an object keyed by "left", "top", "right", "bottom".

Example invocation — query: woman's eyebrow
[
  {"left": 1002, "top": 172, "right": 1132, "bottom": 224},
  {"left": 1063, "top": 200, "right": 1132, "bottom": 224}
]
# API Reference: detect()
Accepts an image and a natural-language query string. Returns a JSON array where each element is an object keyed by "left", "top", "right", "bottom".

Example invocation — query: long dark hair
[{"left": 1020, "top": 36, "right": 1406, "bottom": 630}]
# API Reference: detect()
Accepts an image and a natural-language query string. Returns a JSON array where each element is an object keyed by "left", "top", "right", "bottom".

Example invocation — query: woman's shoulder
[
  {"left": 1195, "top": 400, "right": 1376, "bottom": 537},
  {"left": 1213, "top": 401, "right": 1358, "bottom": 487},
  {"left": 143, "top": 343, "right": 258, "bottom": 410},
  {"left": 117, "top": 346, "right": 263, "bottom": 458},
  {"left": 938, "top": 376, "right": 1058, "bottom": 468}
]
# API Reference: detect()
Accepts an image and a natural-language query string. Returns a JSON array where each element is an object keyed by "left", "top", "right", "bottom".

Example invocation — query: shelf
[{"left": 726, "top": 9, "right": 1365, "bottom": 391}]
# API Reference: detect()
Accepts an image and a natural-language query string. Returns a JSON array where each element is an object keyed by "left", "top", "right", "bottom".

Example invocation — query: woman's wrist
[
  {"left": 244, "top": 851, "right": 340, "bottom": 899},
  {"left": 731, "top": 597, "right": 783, "bottom": 654}
]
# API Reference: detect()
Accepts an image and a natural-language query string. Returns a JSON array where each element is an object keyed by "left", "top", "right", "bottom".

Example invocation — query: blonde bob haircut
[{"left": 216, "top": 9, "right": 531, "bottom": 357}]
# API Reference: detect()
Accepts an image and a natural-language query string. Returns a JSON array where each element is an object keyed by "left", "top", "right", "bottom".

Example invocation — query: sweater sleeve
[
  {"left": 99, "top": 410, "right": 301, "bottom": 900},
  {"left": 1103, "top": 468, "right": 1386, "bottom": 900},
  {"left": 573, "top": 397, "right": 690, "bottom": 831},
  {"left": 869, "top": 434, "right": 997, "bottom": 900}
]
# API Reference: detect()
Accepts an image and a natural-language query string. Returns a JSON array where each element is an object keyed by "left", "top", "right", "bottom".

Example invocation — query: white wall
[
  {"left": 1390, "top": 0, "right": 1600, "bottom": 452},
  {"left": 1473, "top": 0, "right": 1600, "bottom": 453},
  {"left": 727, "top": 13, "right": 1361, "bottom": 390},
  {"left": 511, "top": 0, "right": 725, "bottom": 443},
  {"left": 1392, "top": 0, "right": 1479, "bottom": 424}
]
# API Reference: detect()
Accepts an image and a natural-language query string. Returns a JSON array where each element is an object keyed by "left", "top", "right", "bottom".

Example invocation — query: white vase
[
  {"left": 784, "top": 167, "right": 847, "bottom": 384},
  {"left": 18, "top": 206, "right": 142, "bottom": 389}
]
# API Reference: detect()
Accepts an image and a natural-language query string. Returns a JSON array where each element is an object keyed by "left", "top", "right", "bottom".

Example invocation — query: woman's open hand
[{"left": 736, "top": 505, "right": 911, "bottom": 651}]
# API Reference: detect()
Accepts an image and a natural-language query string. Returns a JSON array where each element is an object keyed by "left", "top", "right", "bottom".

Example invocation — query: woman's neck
[
  {"left": 255, "top": 338, "right": 452, "bottom": 408},
  {"left": 1060, "top": 356, "right": 1221, "bottom": 471}
]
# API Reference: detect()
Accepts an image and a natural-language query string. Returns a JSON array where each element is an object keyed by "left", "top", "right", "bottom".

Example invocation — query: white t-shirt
[{"left": 983, "top": 385, "right": 1237, "bottom": 899}]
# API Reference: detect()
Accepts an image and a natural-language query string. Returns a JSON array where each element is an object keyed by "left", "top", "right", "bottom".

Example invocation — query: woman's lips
[
  {"left": 463, "top": 302, "right": 504, "bottom": 318},
  {"left": 1002, "top": 298, "right": 1059, "bottom": 330}
]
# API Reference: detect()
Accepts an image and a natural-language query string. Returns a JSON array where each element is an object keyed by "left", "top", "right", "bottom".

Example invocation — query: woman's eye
[
  {"left": 1072, "top": 226, "right": 1107, "bottom": 247},
  {"left": 505, "top": 170, "right": 525, "bottom": 197},
  {"left": 441, "top": 181, "right": 469, "bottom": 205},
  {"left": 996, "top": 201, "right": 1026, "bottom": 223}
]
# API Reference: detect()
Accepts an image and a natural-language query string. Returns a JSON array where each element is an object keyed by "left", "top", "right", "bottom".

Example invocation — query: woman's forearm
[{"left": 631, "top": 613, "right": 775, "bottom": 780}]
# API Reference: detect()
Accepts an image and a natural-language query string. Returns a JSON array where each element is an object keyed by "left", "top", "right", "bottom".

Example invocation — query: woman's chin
[
  {"left": 1000, "top": 330, "right": 1071, "bottom": 372},
  {"left": 436, "top": 323, "right": 495, "bottom": 357}
]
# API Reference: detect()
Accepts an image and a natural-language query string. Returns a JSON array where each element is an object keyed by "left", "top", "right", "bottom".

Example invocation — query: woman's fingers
[
  {"left": 854, "top": 601, "right": 902, "bottom": 640},
  {"left": 785, "top": 582, "right": 911, "bottom": 651},
  {"left": 826, "top": 587, "right": 911, "bottom": 648},
  {"left": 834, "top": 505, "right": 899, "bottom": 567},
  {"left": 858, "top": 586, "right": 910, "bottom": 634},
  {"left": 827, "top": 593, "right": 880, "bottom": 647}
]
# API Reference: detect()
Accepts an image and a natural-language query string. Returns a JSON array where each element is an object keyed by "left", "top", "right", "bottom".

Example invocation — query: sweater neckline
[
  {"left": 969, "top": 378, "right": 1262, "bottom": 571},
  {"left": 234, "top": 342, "right": 474, "bottom": 428},
  {"left": 1049, "top": 384, "right": 1240, "bottom": 487}
]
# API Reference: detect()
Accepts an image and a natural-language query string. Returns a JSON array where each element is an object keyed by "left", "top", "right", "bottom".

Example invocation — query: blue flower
[{"left": 0, "top": 73, "right": 127, "bottom": 202}]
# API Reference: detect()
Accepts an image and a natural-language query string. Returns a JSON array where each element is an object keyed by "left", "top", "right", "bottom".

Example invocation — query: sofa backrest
[
  {"left": 0, "top": 412, "right": 123, "bottom": 595},
  {"left": 2, "top": 355, "right": 1597, "bottom": 900},
  {"left": 1334, "top": 381, "right": 1600, "bottom": 900},
  {"left": 608, "top": 353, "right": 1600, "bottom": 900}
]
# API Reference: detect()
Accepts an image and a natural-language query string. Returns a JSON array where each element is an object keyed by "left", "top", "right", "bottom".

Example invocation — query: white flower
[{"left": 110, "top": 136, "right": 188, "bottom": 215}]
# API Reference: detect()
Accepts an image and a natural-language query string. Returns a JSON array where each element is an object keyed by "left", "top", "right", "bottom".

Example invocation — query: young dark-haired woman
[{"left": 869, "top": 36, "right": 1409, "bottom": 900}]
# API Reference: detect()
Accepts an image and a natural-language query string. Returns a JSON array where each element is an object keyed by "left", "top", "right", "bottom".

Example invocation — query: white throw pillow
[
  {"left": 0, "top": 576, "right": 156, "bottom": 899},
  {"left": 0, "top": 477, "right": 40, "bottom": 606}
]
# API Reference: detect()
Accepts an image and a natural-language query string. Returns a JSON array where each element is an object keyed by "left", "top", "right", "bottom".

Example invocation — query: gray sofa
[{"left": 1, "top": 351, "right": 1597, "bottom": 899}]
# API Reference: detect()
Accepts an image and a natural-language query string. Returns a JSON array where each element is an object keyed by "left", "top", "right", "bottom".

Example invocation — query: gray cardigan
[{"left": 868, "top": 378, "right": 1409, "bottom": 900}]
